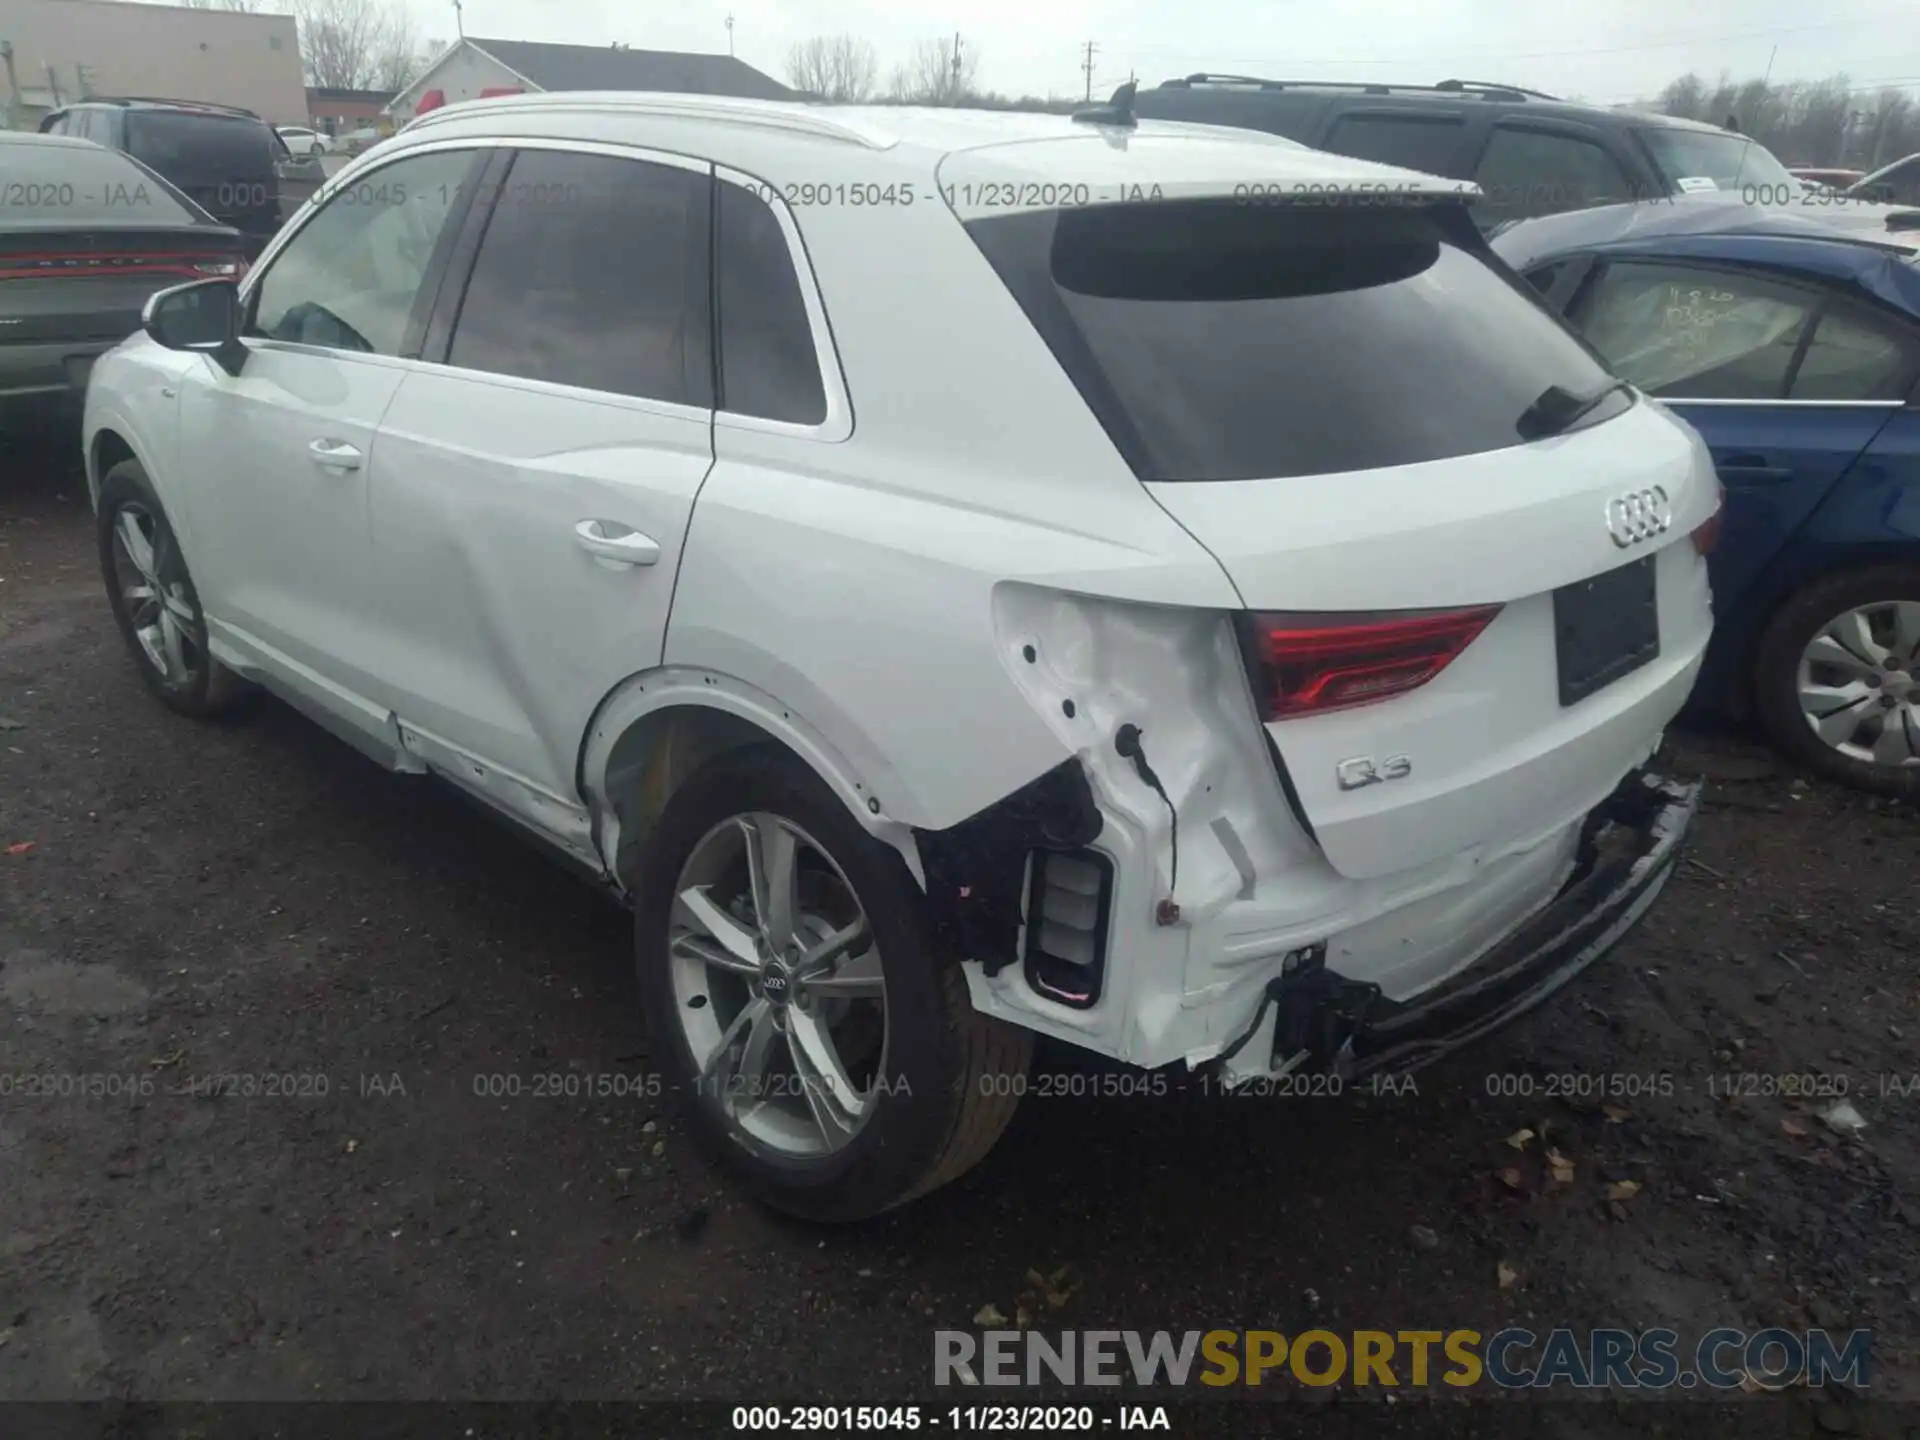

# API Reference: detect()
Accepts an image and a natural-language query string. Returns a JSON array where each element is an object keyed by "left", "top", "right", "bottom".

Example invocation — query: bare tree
[
  {"left": 786, "top": 35, "right": 877, "bottom": 102},
  {"left": 370, "top": 3, "right": 425, "bottom": 92},
  {"left": 178, "top": 0, "right": 271, "bottom": 10},
  {"left": 887, "top": 36, "right": 978, "bottom": 106},
  {"left": 289, "top": 0, "right": 404, "bottom": 90}
]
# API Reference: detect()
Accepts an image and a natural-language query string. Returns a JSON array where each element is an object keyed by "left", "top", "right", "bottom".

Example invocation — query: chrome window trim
[
  {"left": 710, "top": 163, "right": 855, "bottom": 444},
  {"left": 1657, "top": 397, "right": 1906, "bottom": 408}
]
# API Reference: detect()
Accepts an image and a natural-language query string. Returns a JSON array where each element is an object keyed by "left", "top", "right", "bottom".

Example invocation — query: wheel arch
[
  {"left": 1723, "top": 539, "right": 1920, "bottom": 719},
  {"left": 578, "top": 668, "right": 929, "bottom": 898},
  {"left": 87, "top": 426, "right": 143, "bottom": 513}
]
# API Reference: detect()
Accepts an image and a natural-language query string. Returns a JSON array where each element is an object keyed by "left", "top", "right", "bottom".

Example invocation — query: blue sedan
[{"left": 1494, "top": 196, "right": 1920, "bottom": 797}]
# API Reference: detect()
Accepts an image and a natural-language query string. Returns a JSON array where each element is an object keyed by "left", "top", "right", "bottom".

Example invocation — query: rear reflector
[
  {"left": 1241, "top": 606, "right": 1504, "bottom": 720},
  {"left": 1691, "top": 476, "right": 1725, "bottom": 556}
]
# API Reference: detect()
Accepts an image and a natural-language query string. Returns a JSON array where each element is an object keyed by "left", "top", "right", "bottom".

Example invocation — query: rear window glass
[
  {"left": 126, "top": 111, "right": 275, "bottom": 176},
  {"left": 0, "top": 141, "right": 197, "bottom": 226},
  {"left": 966, "top": 200, "right": 1618, "bottom": 482}
]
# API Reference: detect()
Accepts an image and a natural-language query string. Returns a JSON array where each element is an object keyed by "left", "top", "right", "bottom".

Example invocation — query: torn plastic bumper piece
[
  {"left": 915, "top": 758, "right": 1105, "bottom": 977},
  {"left": 1221, "top": 768, "right": 1701, "bottom": 1084}
]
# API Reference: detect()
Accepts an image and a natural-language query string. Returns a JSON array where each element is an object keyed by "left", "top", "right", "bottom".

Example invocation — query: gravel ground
[{"left": 3, "top": 441, "right": 1918, "bottom": 1434}]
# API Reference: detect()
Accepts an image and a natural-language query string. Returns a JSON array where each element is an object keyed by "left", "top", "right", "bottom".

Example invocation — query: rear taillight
[
  {"left": 1691, "top": 477, "right": 1725, "bottom": 555},
  {"left": 1241, "top": 606, "right": 1504, "bottom": 720}
]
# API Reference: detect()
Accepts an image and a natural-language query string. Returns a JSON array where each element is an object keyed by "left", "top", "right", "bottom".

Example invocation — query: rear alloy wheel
[
  {"left": 1755, "top": 566, "right": 1920, "bottom": 799},
  {"left": 635, "top": 748, "right": 1031, "bottom": 1221},
  {"left": 97, "top": 460, "right": 249, "bottom": 719}
]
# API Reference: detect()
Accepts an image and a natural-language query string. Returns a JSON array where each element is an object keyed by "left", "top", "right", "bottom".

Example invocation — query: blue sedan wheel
[{"left": 1756, "top": 566, "right": 1920, "bottom": 798}]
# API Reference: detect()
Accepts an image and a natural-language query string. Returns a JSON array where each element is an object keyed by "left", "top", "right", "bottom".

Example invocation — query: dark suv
[
  {"left": 39, "top": 98, "right": 293, "bottom": 257},
  {"left": 1132, "top": 77, "right": 1801, "bottom": 228}
]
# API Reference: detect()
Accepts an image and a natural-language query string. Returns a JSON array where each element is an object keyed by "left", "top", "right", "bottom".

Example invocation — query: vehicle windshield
[
  {"left": 126, "top": 111, "right": 275, "bottom": 177},
  {"left": 967, "top": 199, "right": 1621, "bottom": 482},
  {"left": 1637, "top": 126, "right": 1797, "bottom": 193},
  {"left": 0, "top": 141, "right": 199, "bottom": 226}
]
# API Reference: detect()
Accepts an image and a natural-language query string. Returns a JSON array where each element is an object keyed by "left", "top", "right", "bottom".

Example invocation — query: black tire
[
  {"left": 635, "top": 747, "right": 1032, "bottom": 1222},
  {"left": 97, "top": 459, "right": 251, "bottom": 720},
  {"left": 1753, "top": 564, "right": 1920, "bottom": 800}
]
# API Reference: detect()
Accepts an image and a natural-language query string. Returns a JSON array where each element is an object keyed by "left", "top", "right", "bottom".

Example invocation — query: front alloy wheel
[
  {"left": 108, "top": 502, "right": 205, "bottom": 694},
  {"left": 96, "top": 458, "right": 248, "bottom": 719}
]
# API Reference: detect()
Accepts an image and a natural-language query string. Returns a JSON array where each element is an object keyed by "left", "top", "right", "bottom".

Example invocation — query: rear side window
[
  {"left": 1791, "top": 307, "right": 1920, "bottom": 401},
  {"left": 1569, "top": 261, "right": 1814, "bottom": 398},
  {"left": 716, "top": 181, "right": 826, "bottom": 424},
  {"left": 967, "top": 200, "right": 1618, "bottom": 482},
  {"left": 126, "top": 111, "right": 275, "bottom": 176},
  {"left": 1322, "top": 113, "right": 1466, "bottom": 176},
  {"left": 448, "top": 150, "right": 713, "bottom": 407},
  {"left": 1475, "top": 126, "right": 1633, "bottom": 222}
]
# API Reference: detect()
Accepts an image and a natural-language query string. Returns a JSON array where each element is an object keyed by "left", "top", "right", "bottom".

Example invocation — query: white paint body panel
[{"left": 83, "top": 97, "right": 1709, "bottom": 1078}]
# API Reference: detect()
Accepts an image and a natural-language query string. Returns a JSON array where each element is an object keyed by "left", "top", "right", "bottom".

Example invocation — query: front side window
[
  {"left": 1475, "top": 126, "right": 1634, "bottom": 222},
  {"left": 968, "top": 200, "right": 1620, "bottom": 482},
  {"left": 446, "top": 149, "right": 713, "bottom": 407},
  {"left": 248, "top": 148, "right": 479, "bottom": 356},
  {"left": 1637, "top": 126, "right": 1797, "bottom": 194},
  {"left": 716, "top": 181, "right": 826, "bottom": 424},
  {"left": 1568, "top": 261, "right": 1815, "bottom": 398}
]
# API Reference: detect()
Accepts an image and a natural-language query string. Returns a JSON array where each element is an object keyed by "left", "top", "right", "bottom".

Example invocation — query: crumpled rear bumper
[{"left": 1221, "top": 768, "right": 1700, "bottom": 1083}]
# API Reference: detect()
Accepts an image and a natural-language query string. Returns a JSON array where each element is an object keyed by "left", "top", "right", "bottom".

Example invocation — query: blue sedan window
[
  {"left": 1570, "top": 261, "right": 1812, "bottom": 398},
  {"left": 1792, "top": 308, "right": 1920, "bottom": 401}
]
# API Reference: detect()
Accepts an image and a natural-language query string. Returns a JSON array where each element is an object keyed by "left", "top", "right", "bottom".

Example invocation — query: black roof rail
[
  {"left": 1162, "top": 74, "right": 1562, "bottom": 102},
  {"left": 1170, "top": 72, "right": 1285, "bottom": 89},
  {"left": 80, "top": 95, "right": 263, "bottom": 118},
  {"left": 1435, "top": 78, "right": 1560, "bottom": 101}
]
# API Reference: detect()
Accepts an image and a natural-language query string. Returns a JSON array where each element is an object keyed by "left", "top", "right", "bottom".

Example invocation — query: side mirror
[{"left": 142, "top": 278, "right": 246, "bottom": 376}]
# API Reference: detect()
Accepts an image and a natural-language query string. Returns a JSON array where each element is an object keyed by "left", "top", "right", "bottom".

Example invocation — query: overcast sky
[
  {"left": 386, "top": 0, "right": 1920, "bottom": 102},
  {"left": 159, "top": 0, "right": 1920, "bottom": 104}
]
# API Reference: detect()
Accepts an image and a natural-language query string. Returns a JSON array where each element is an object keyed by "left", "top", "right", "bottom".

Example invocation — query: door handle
[
  {"left": 308, "top": 439, "right": 363, "bottom": 472},
  {"left": 574, "top": 520, "right": 661, "bottom": 567},
  {"left": 1715, "top": 453, "right": 1794, "bottom": 484}
]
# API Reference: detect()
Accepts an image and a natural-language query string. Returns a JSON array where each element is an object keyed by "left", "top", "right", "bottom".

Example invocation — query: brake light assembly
[
  {"left": 1691, "top": 476, "right": 1725, "bottom": 556},
  {"left": 1239, "top": 605, "right": 1504, "bottom": 720}
]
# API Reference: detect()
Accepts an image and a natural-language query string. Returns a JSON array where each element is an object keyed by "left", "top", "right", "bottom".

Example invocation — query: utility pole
[
  {"left": 452, "top": 0, "right": 464, "bottom": 41},
  {"left": 726, "top": 13, "right": 734, "bottom": 57},
  {"left": 951, "top": 31, "right": 962, "bottom": 102},
  {"left": 1082, "top": 40, "right": 1098, "bottom": 103}
]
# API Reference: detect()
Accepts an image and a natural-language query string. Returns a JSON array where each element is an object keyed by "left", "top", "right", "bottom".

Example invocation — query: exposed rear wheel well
[{"left": 598, "top": 704, "right": 813, "bottom": 893}]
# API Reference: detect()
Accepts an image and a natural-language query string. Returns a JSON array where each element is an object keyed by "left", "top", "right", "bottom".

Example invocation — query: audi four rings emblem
[{"left": 1605, "top": 485, "right": 1673, "bottom": 548}]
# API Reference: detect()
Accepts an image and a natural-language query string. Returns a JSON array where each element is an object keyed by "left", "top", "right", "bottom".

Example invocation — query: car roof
[
  {"left": 395, "top": 91, "right": 1484, "bottom": 216},
  {"left": 0, "top": 130, "right": 98, "bottom": 150},
  {"left": 1490, "top": 194, "right": 1920, "bottom": 314}
]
